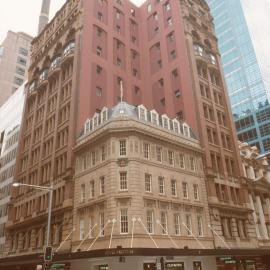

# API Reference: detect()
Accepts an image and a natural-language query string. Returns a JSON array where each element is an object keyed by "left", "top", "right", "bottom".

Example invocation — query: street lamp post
[{"left": 13, "top": 182, "right": 54, "bottom": 259}]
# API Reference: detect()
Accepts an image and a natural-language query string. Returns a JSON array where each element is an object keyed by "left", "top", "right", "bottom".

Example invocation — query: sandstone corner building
[{"left": 1, "top": 0, "right": 270, "bottom": 269}]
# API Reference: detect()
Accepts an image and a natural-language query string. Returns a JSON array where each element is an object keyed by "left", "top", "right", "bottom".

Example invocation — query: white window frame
[
  {"left": 193, "top": 184, "right": 199, "bottom": 201},
  {"left": 145, "top": 173, "right": 152, "bottom": 192},
  {"left": 186, "top": 214, "right": 192, "bottom": 236},
  {"left": 99, "top": 212, "right": 105, "bottom": 237},
  {"left": 84, "top": 119, "right": 92, "bottom": 133},
  {"left": 143, "top": 143, "right": 150, "bottom": 159},
  {"left": 100, "top": 176, "right": 105, "bottom": 195},
  {"left": 150, "top": 110, "right": 159, "bottom": 125},
  {"left": 160, "top": 211, "right": 168, "bottom": 235},
  {"left": 119, "top": 140, "right": 127, "bottom": 156},
  {"left": 119, "top": 171, "right": 128, "bottom": 191},
  {"left": 182, "top": 182, "right": 189, "bottom": 199},
  {"left": 162, "top": 115, "right": 169, "bottom": 129},
  {"left": 101, "top": 107, "right": 108, "bottom": 123},
  {"left": 90, "top": 180, "right": 95, "bottom": 198},
  {"left": 120, "top": 209, "right": 129, "bottom": 234},
  {"left": 79, "top": 218, "right": 85, "bottom": 240},
  {"left": 190, "top": 156, "right": 196, "bottom": 171},
  {"left": 172, "top": 119, "right": 180, "bottom": 133},
  {"left": 80, "top": 184, "right": 86, "bottom": 203},
  {"left": 171, "top": 179, "right": 177, "bottom": 197},
  {"left": 146, "top": 210, "right": 154, "bottom": 234},
  {"left": 138, "top": 105, "right": 147, "bottom": 121},
  {"left": 197, "top": 216, "right": 204, "bottom": 237},
  {"left": 158, "top": 177, "right": 165, "bottom": 195},
  {"left": 174, "top": 213, "right": 181, "bottom": 236},
  {"left": 156, "top": 146, "right": 162, "bottom": 162},
  {"left": 168, "top": 150, "right": 174, "bottom": 165}
]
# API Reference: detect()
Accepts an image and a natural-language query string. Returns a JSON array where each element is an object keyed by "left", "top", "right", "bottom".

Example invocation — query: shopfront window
[{"left": 166, "top": 262, "right": 185, "bottom": 270}]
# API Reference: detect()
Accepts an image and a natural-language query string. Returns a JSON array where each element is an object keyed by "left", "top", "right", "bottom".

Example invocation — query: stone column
[
  {"left": 242, "top": 164, "right": 247, "bottom": 177},
  {"left": 266, "top": 171, "right": 270, "bottom": 183},
  {"left": 249, "top": 194, "right": 261, "bottom": 238},
  {"left": 247, "top": 166, "right": 255, "bottom": 179},
  {"left": 256, "top": 195, "right": 269, "bottom": 239},
  {"left": 265, "top": 198, "right": 270, "bottom": 220}
]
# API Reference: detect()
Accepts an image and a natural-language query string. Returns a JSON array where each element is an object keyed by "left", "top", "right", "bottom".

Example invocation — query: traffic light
[{"left": 44, "top": 246, "right": 53, "bottom": 262}]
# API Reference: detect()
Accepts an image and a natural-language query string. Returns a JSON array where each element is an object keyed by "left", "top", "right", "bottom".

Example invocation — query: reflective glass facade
[{"left": 206, "top": 0, "right": 270, "bottom": 159}]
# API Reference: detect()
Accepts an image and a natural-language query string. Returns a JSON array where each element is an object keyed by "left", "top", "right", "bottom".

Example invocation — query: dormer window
[
  {"left": 138, "top": 105, "right": 147, "bottom": 121},
  {"left": 183, "top": 123, "right": 190, "bottom": 137},
  {"left": 93, "top": 113, "right": 99, "bottom": 128},
  {"left": 162, "top": 115, "right": 169, "bottom": 129},
  {"left": 172, "top": 119, "right": 180, "bottom": 133},
  {"left": 84, "top": 119, "right": 92, "bottom": 133},
  {"left": 101, "top": 107, "right": 108, "bottom": 123},
  {"left": 150, "top": 110, "right": 159, "bottom": 125}
]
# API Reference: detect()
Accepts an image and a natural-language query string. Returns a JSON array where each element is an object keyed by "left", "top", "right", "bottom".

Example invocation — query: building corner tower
[{"left": 38, "top": 0, "right": 51, "bottom": 34}]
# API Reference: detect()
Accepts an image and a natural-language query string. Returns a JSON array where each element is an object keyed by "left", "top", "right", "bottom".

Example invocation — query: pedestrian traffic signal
[{"left": 44, "top": 246, "right": 53, "bottom": 262}]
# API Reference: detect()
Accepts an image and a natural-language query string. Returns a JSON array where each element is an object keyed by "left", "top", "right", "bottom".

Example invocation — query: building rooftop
[{"left": 81, "top": 101, "right": 197, "bottom": 140}]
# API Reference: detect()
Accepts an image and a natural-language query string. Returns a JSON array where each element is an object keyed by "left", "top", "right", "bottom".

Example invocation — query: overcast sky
[{"left": 0, "top": 0, "right": 146, "bottom": 42}]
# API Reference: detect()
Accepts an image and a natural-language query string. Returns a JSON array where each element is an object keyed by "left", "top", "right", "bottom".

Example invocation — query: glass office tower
[{"left": 206, "top": 0, "right": 270, "bottom": 160}]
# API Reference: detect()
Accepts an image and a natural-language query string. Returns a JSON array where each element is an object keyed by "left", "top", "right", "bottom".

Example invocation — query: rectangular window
[
  {"left": 171, "top": 179, "right": 177, "bottom": 196},
  {"left": 101, "top": 145, "right": 106, "bottom": 161},
  {"left": 96, "top": 86, "right": 102, "bottom": 97},
  {"left": 119, "top": 140, "right": 126, "bottom": 156},
  {"left": 179, "top": 154, "right": 185, "bottom": 168},
  {"left": 100, "top": 176, "right": 105, "bottom": 194},
  {"left": 120, "top": 209, "right": 128, "bottom": 234},
  {"left": 146, "top": 210, "right": 154, "bottom": 234},
  {"left": 99, "top": 212, "right": 105, "bottom": 236},
  {"left": 193, "top": 184, "right": 199, "bottom": 200},
  {"left": 168, "top": 151, "right": 174, "bottom": 165},
  {"left": 91, "top": 151, "right": 96, "bottom": 166},
  {"left": 197, "top": 216, "right": 203, "bottom": 237},
  {"left": 89, "top": 216, "right": 93, "bottom": 238},
  {"left": 143, "top": 143, "right": 150, "bottom": 159},
  {"left": 19, "top": 47, "right": 28, "bottom": 56},
  {"left": 16, "top": 66, "right": 25, "bottom": 76},
  {"left": 90, "top": 180, "right": 95, "bottom": 198},
  {"left": 160, "top": 212, "right": 168, "bottom": 235},
  {"left": 185, "top": 214, "right": 192, "bottom": 236},
  {"left": 158, "top": 177, "right": 165, "bottom": 194},
  {"left": 96, "top": 46, "right": 102, "bottom": 56},
  {"left": 120, "top": 172, "right": 128, "bottom": 190},
  {"left": 182, "top": 182, "right": 188, "bottom": 198},
  {"left": 145, "top": 173, "right": 152, "bottom": 192},
  {"left": 17, "top": 56, "right": 26, "bottom": 66},
  {"left": 156, "top": 146, "right": 162, "bottom": 162},
  {"left": 174, "top": 214, "right": 181, "bottom": 235},
  {"left": 190, "top": 157, "right": 195, "bottom": 171},
  {"left": 80, "top": 184, "right": 85, "bottom": 202},
  {"left": 79, "top": 218, "right": 85, "bottom": 240}
]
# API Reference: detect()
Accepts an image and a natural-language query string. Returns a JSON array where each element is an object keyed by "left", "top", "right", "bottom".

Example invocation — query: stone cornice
[{"left": 75, "top": 117, "right": 202, "bottom": 153}]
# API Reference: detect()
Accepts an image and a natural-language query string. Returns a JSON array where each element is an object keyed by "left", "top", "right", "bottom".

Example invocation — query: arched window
[
  {"left": 101, "top": 107, "right": 108, "bottom": 123},
  {"left": 138, "top": 105, "right": 147, "bottom": 121},
  {"left": 162, "top": 114, "right": 170, "bottom": 129},
  {"left": 150, "top": 109, "right": 159, "bottom": 125},
  {"left": 172, "top": 119, "right": 180, "bottom": 133},
  {"left": 183, "top": 123, "right": 190, "bottom": 137},
  {"left": 84, "top": 119, "right": 92, "bottom": 134}
]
